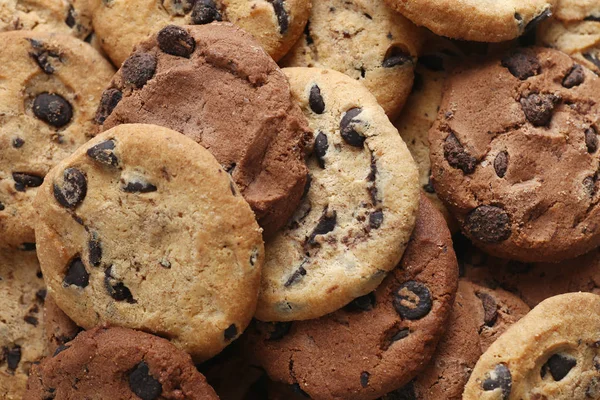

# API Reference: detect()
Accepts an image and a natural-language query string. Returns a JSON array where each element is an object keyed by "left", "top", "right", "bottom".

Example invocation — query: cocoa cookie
[
  {"left": 429, "top": 47, "right": 600, "bottom": 263},
  {"left": 280, "top": 0, "right": 423, "bottom": 119},
  {"left": 255, "top": 67, "right": 420, "bottom": 322},
  {"left": 245, "top": 195, "right": 458, "bottom": 399},
  {"left": 24, "top": 326, "right": 219, "bottom": 399},
  {"left": 96, "top": 23, "right": 312, "bottom": 238},
  {"left": 91, "top": 0, "right": 311, "bottom": 66},
  {"left": 464, "top": 292, "right": 600, "bottom": 400},
  {"left": 43, "top": 294, "right": 81, "bottom": 356},
  {"left": 33, "top": 124, "right": 264, "bottom": 361},
  {"left": 0, "top": 30, "right": 114, "bottom": 250}
]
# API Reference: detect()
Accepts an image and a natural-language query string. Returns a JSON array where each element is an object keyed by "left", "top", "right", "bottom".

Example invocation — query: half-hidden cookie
[
  {"left": 245, "top": 194, "right": 458, "bottom": 399},
  {"left": 429, "top": 47, "right": 600, "bottom": 263},
  {"left": 0, "top": 30, "right": 114, "bottom": 250},
  {"left": 280, "top": 0, "right": 423, "bottom": 119},
  {"left": 33, "top": 124, "right": 264, "bottom": 361},
  {"left": 43, "top": 294, "right": 81, "bottom": 356},
  {"left": 383, "top": 0, "right": 556, "bottom": 42},
  {"left": 464, "top": 292, "right": 600, "bottom": 399},
  {"left": 24, "top": 326, "right": 219, "bottom": 399},
  {"left": 96, "top": 23, "right": 312, "bottom": 238},
  {"left": 255, "top": 67, "right": 420, "bottom": 322},
  {"left": 554, "top": 0, "right": 600, "bottom": 21},
  {"left": 0, "top": 249, "right": 47, "bottom": 400},
  {"left": 90, "top": 0, "right": 311, "bottom": 66}
]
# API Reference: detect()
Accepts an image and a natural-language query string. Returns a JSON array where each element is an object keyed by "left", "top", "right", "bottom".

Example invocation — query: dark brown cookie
[
  {"left": 43, "top": 294, "right": 81, "bottom": 356},
  {"left": 244, "top": 195, "right": 458, "bottom": 399}
]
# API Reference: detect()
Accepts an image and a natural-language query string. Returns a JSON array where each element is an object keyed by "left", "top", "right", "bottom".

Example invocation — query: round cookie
[
  {"left": 554, "top": 0, "right": 600, "bottom": 21},
  {"left": 0, "top": 30, "right": 114, "bottom": 250},
  {"left": 90, "top": 0, "right": 311, "bottom": 66},
  {"left": 429, "top": 47, "right": 600, "bottom": 263},
  {"left": 464, "top": 292, "right": 600, "bottom": 399},
  {"left": 279, "top": 0, "right": 423, "bottom": 119},
  {"left": 383, "top": 0, "right": 556, "bottom": 42},
  {"left": 33, "top": 124, "right": 265, "bottom": 361},
  {"left": 245, "top": 195, "right": 458, "bottom": 399},
  {"left": 24, "top": 326, "right": 219, "bottom": 399},
  {"left": 255, "top": 67, "right": 420, "bottom": 322},
  {"left": 0, "top": 250, "right": 47, "bottom": 400},
  {"left": 43, "top": 294, "right": 81, "bottom": 355},
  {"left": 96, "top": 23, "right": 312, "bottom": 238}
]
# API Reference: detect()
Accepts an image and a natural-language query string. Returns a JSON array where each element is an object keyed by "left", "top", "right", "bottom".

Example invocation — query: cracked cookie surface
[{"left": 34, "top": 124, "right": 264, "bottom": 361}]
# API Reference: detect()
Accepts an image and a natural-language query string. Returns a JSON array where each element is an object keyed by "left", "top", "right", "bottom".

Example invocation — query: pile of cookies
[{"left": 1, "top": 0, "right": 600, "bottom": 399}]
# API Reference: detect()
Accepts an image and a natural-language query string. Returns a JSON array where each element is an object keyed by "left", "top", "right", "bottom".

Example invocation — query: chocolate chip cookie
[
  {"left": 91, "top": 0, "right": 311, "bottom": 66},
  {"left": 0, "top": 249, "right": 47, "bottom": 400},
  {"left": 0, "top": 31, "right": 114, "bottom": 250},
  {"left": 554, "top": 0, "right": 600, "bottom": 21},
  {"left": 245, "top": 194, "right": 458, "bottom": 399},
  {"left": 25, "top": 326, "right": 219, "bottom": 399},
  {"left": 430, "top": 47, "right": 600, "bottom": 263},
  {"left": 280, "top": 0, "right": 423, "bottom": 119},
  {"left": 464, "top": 292, "right": 600, "bottom": 399},
  {"left": 96, "top": 23, "right": 312, "bottom": 238},
  {"left": 34, "top": 124, "right": 264, "bottom": 361},
  {"left": 43, "top": 294, "right": 81, "bottom": 356},
  {"left": 255, "top": 67, "right": 420, "bottom": 322}
]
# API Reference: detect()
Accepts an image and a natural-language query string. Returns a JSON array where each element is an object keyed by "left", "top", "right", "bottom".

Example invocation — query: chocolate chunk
[
  {"left": 190, "top": 0, "right": 222, "bottom": 25},
  {"left": 123, "top": 179, "right": 158, "bottom": 193},
  {"left": 443, "top": 132, "right": 477, "bottom": 174},
  {"left": 224, "top": 324, "right": 238, "bottom": 341},
  {"left": 33, "top": 93, "right": 73, "bottom": 128},
  {"left": 345, "top": 292, "right": 376, "bottom": 312},
  {"left": 476, "top": 291, "right": 498, "bottom": 326},
  {"left": 501, "top": 51, "right": 541, "bottom": 80},
  {"left": 36, "top": 289, "right": 47, "bottom": 302},
  {"left": 28, "top": 39, "right": 60, "bottom": 74},
  {"left": 265, "top": 321, "right": 293, "bottom": 340},
  {"left": 104, "top": 266, "right": 136, "bottom": 303},
  {"left": 87, "top": 139, "right": 118, "bottom": 166},
  {"left": 314, "top": 131, "right": 328, "bottom": 168},
  {"left": 393, "top": 281, "right": 432, "bottom": 320},
  {"left": 304, "top": 21, "right": 313, "bottom": 45},
  {"left": 419, "top": 54, "right": 444, "bottom": 71},
  {"left": 4, "top": 346, "right": 21, "bottom": 371},
  {"left": 385, "top": 327, "right": 410, "bottom": 348},
  {"left": 583, "top": 52, "right": 600, "bottom": 70},
  {"left": 340, "top": 108, "right": 365, "bottom": 147},
  {"left": 309, "top": 84, "right": 325, "bottom": 114},
  {"left": 129, "top": 361, "right": 162, "bottom": 400},
  {"left": 0, "top": 202, "right": 4, "bottom": 211},
  {"left": 465, "top": 205, "right": 511, "bottom": 243},
  {"left": 562, "top": 64, "right": 585, "bottom": 88},
  {"left": 63, "top": 257, "right": 89, "bottom": 288},
  {"left": 360, "top": 372, "right": 370, "bottom": 388},
  {"left": 24, "top": 315, "right": 38, "bottom": 326},
  {"left": 12, "top": 137, "right": 25, "bottom": 148},
  {"left": 284, "top": 266, "right": 307, "bottom": 287},
  {"left": 584, "top": 15, "right": 600, "bottom": 22},
  {"left": 268, "top": 0, "right": 289, "bottom": 34},
  {"left": 383, "top": 46, "right": 412, "bottom": 68},
  {"left": 308, "top": 208, "right": 337, "bottom": 244},
  {"left": 542, "top": 354, "right": 576, "bottom": 381},
  {"left": 585, "top": 127, "right": 598, "bottom": 153},
  {"left": 95, "top": 89, "right": 122, "bottom": 124},
  {"left": 494, "top": 151, "right": 509, "bottom": 178},
  {"left": 53, "top": 168, "right": 87, "bottom": 209},
  {"left": 53, "top": 344, "right": 70, "bottom": 357},
  {"left": 482, "top": 364, "right": 512, "bottom": 399},
  {"left": 122, "top": 53, "right": 157, "bottom": 89},
  {"left": 65, "top": 5, "right": 76, "bottom": 27},
  {"left": 369, "top": 210, "right": 384, "bottom": 229},
  {"left": 88, "top": 234, "right": 102, "bottom": 267},
  {"left": 520, "top": 93, "right": 559, "bottom": 127},
  {"left": 524, "top": 8, "right": 552, "bottom": 32},
  {"left": 13, "top": 172, "right": 43, "bottom": 192},
  {"left": 158, "top": 25, "right": 196, "bottom": 58}
]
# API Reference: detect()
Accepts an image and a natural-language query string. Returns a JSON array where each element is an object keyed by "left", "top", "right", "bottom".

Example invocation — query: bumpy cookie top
[
  {"left": 34, "top": 124, "right": 264, "bottom": 361},
  {"left": 24, "top": 326, "right": 219, "bottom": 400},
  {"left": 96, "top": 23, "right": 312, "bottom": 238},
  {"left": 554, "top": 0, "right": 600, "bottom": 21},
  {"left": 430, "top": 47, "right": 600, "bottom": 263}
]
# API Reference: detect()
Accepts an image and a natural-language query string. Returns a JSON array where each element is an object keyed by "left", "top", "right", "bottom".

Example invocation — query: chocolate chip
[
  {"left": 53, "top": 344, "right": 70, "bottom": 357},
  {"left": 224, "top": 324, "right": 238, "bottom": 341},
  {"left": 95, "top": 89, "right": 122, "bottom": 125},
  {"left": 304, "top": 21, "right": 313, "bottom": 45},
  {"left": 88, "top": 234, "right": 102, "bottom": 267},
  {"left": 123, "top": 178, "right": 157, "bottom": 193},
  {"left": 563, "top": 64, "right": 585, "bottom": 88},
  {"left": 586, "top": 127, "right": 598, "bottom": 153},
  {"left": 583, "top": 52, "right": 600, "bottom": 70},
  {"left": 104, "top": 266, "right": 136, "bottom": 303},
  {"left": 476, "top": 291, "right": 498, "bottom": 326},
  {"left": 314, "top": 132, "right": 328, "bottom": 168},
  {"left": 585, "top": 15, "right": 600, "bottom": 21},
  {"left": 157, "top": 25, "right": 196, "bottom": 58},
  {"left": 53, "top": 168, "right": 87, "bottom": 209},
  {"left": 383, "top": 46, "right": 412, "bottom": 68},
  {"left": 542, "top": 354, "right": 576, "bottom": 381},
  {"left": 13, "top": 173, "right": 43, "bottom": 192},
  {"left": 284, "top": 265, "right": 307, "bottom": 287},
  {"left": 36, "top": 289, "right": 47, "bottom": 302},
  {"left": 419, "top": 54, "right": 444, "bottom": 71},
  {"left": 122, "top": 53, "right": 157, "bottom": 89},
  {"left": 129, "top": 361, "right": 162, "bottom": 400},
  {"left": 345, "top": 292, "right": 376, "bottom": 312},
  {"left": 501, "top": 51, "right": 541, "bottom": 80},
  {"left": 482, "top": 364, "right": 512, "bottom": 399},
  {"left": 393, "top": 281, "right": 432, "bottom": 320},
  {"left": 524, "top": 8, "right": 552, "bottom": 32},
  {"left": 33, "top": 93, "right": 73, "bottom": 128},
  {"left": 265, "top": 321, "right": 293, "bottom": 340},
  {"left": 443, "top": 132, "right": 477, "bottom": 174},
  {"left": 308, "top": 208, "right": 337, "bottom": 244},
  {"left": 12, "top": 137, "right": 24, "bottom": 148},
  {"left": 65, "top": 5, "right": 76, "bottom": 27},
  {"left": 369, "top": 210, "right": 384, "bottom": 229},
  {"left": 465, "top": 205, "right": 511, "bottom": 243},
  {"left": 382, "top": 327, "right": 410, "bottom": 351},
  {"left": 340, "top": 108, "right": 365, "bottom": 147},
  {"left": 190, "top": 0, "right": 222, "bottom": 25},
  {"left": 0, "top": 202, "right": 4, "bottom": 211},
  {"left": 4, "top": 346, "right": 21, "bottom": 371},
  {"left": 63, "top": 257, "right": 89, "bottom": 288},
  {"left": 494, "top": 151, "right": 509, "bottom": 178},
  {"left": 360, "top": 372, "right": 370, "bottom": 388},
  {"left": 87, "top": 140, "right": 118, "bottom": 166},
  {"left": 24, "top": 315, "right": 38, "bottom": 326},
  {"left": 268, "top": 0, "right": 289, "bottom": 34},
  {"left": 28, "top": 39, "right": 60, "bottom": 74},
  {"left": 309, "top": 84, "right": 325, "bottom": 114},
  {"left": 520, "top": 93, "right": 559, "bottom": 127}
]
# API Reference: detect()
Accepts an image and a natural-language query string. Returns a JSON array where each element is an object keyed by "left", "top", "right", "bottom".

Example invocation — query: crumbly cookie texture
[
  {"left": 255, "top": 67, "right": 420, "bottom": 322},
  {"left": 464, "top": 292, "right": 600, "bottom": 400},
  {"left": 34, "top": 124, "right": 264, "bottom": 362},
  {"left": 43, "top": 294, "right": 81, "bottom": 356},
  {"left": 280, "top": 0, "right": 423, "bottom": 119},
  {"left": 430, "top": 47, "right": 600, "bottom": 263}
]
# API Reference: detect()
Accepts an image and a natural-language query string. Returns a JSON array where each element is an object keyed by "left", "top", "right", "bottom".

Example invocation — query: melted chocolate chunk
[
  {"left": 309, "top": 84, "right": 325, "bottom": 114},
  {"left": 340, "top": 108, "right": 365, "bottom": 147},
  {"left": 157, "top": 25, "right": 196, "bottom": 58},
  {"left": 224, "top": 324, "right": 238, "bottom": 341},
  {"left": 345, "top": 292, "right": 376, "bottom": 312},
  {"left": 314, "top": 131, "right": 328, "bottom": 168},
  {"left": 520, "top": 93, "right": 559, "bottom": 127},
  {"left": 129, "top": 361, "right": 162, "bottom": 400},
  {"left": 104, "top": 266, "right": 136, "bottom": 303},
  {"left": 482, "top": 364, "right": 512, "bottom": 399},
  {"left": 63, "top": 257, "right": 89, "bottom": 288},
  {"left": 304, "top": 21, "right": 313, "bottom": 45},
  {"left": 13, "top": 173, "right": 43, "bottom": 192},
  {"left": 494, "top": 151, "right": 509, "bottom": 178},
  {"left": 33, "top": 93, "right": 73, "bottom": 128},
  {"left": 393, "top": 281, "right": 432, "bottom": 320},
  {"left": 465, "top": 205, "right": 511, "bottom": 243},
  {"left": 284, "top": 265, "right": 307, "bottom": 287},
  {"left": 360, "top": 371, "right": 370, "bottom": 388},
  {"left": 95, "top": 89, "right": 122, "bottom": 125},
  {"left": 308, "top": 208, "right": 337, "bottom": 244},
  {"left": 191, "top": 0, "right": 222, "bottom": 25},
  {"left": 0, "top": 202, "right": 4, "bottom": 211},
  {"left": 65, "top": 6, "right": 76, "bottom": 27},
  {"left": 563, "top": 64, "right": 585, "bottom": 88},
  {"left": 87, "top": 139, "right": 118, "bottom": 166},
  {"left": 585, "top": 127, "right": 598, "bottom": 153},
  {"left": 24, "top": 315, "right": 38, "bottom": 326},
  {"left": 443, "top": 132, "right": 477, "bottom": 174},
  {"left": 28, "top": 39, "right": 60, "bottom": 74},
  {"left": 123, "top": 179, "right": 157, "bottom": 193},
  {"left": 53, "top": 344, "right": 70, "bottom": 357},
  {"left": 53, "top": 168, "right": 87, "bottom": 209},
  {"left": 501, "top": 51, "right": 541, "bottom": 80},
  {"left": 265, "top": 321, "right": 293, "bottom": 340},
  {"left": 476, "top": 291, "right": 498, "bottom": 326},
  {"left": 383, "top": 46, "right": 412, "bottom": 68},
  {"left": 542, "top": 354, "right": 577, "bottom": 381},
  {"left": 381, "top": 327, "right": 410, "bottom": 351},
  {"left": 524, "top": 8, "right": 552, "bottom": 32},
  {"left": 4, "top": 346, "right": 21, "bottom": 371},
  {"left": 122, "top": 52, "right": 157, "bottom": 88},
  {"left": 268, "top": 0, "right": 289, "bottom": 34},
  {"left": 12, "top": 137, "right": 25, "bottom": 148},
  {"left": 584, "top": 15, "right": 600, "bottom": 22},
  {"left": 88, "top": 233, "right": 102, "bottom": 267}
]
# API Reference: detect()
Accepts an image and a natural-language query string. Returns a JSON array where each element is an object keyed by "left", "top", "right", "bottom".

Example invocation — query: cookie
[
  {"left": 245, "top": 194, "right": 458, "bottom": 399},
  {"left": 0, "top": 250, "right": 47, "bottom": 400},
  {"left": 0, "top": 31, "right": 114, "bottom": 250},
  {"left": 554, "top": 0, "right": 600, "bottom": 21},
  {"left": 383, "top": 0, "right": 556, "bottom": 42},
  {"left": 24, "top": 326, "right": 219, "bottom": 399},
  {"left": 33, "top": 123, "right": 264, "bottom": 361},
  {"left": 43, "top": 294, "right": 81, "bottom": 355},
  {"left": 96, "top": 23, "right": 312, "bottom": 238},
  {"left": 255, "top": 67, "right": 420, "bottom": 322},
  {"left": 429, "top": 47, "right": 600, "bottom": 263},
  {"left": 91, "top": 0, "right": 311, "bottom": 66},
  {"left": 279, "top": 0, "right": 423, "bottom": 119},
  {"left": 464, "top": 292, "right": 600, "bottom": 399}
]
